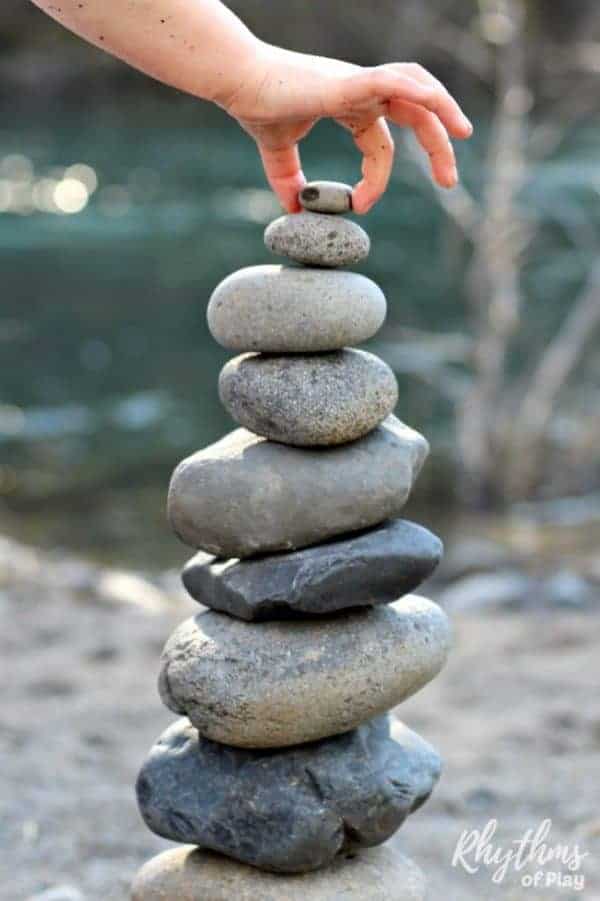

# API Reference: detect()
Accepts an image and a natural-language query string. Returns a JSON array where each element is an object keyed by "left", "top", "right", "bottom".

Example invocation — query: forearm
[
  {"left": 31, "top": 0, "right": 472, "bottom": 211},
  {"left": 31, "top": 0, "right": 260, "bottom": 106}
]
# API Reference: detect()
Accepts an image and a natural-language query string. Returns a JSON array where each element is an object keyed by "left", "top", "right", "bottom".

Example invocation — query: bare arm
[{"left": 31, "top": 0, "right": 472, "bottom": 212}]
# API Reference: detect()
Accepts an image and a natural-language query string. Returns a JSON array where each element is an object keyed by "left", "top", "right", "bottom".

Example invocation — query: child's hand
[
  {"left": 223, "top": 44, "right": 473, "bottom": 214},
  {"left": 31, "top": 0, "right": 472, "bottom": 214}
]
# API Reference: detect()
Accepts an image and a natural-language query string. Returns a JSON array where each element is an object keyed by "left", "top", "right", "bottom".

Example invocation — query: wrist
[{"left": 207, "top": 32, "right": 266, "bottom": 111}]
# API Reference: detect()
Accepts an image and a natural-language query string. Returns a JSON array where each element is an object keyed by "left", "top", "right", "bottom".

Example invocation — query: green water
[{"left": 0, "top": 100, "right": 597, "bottom": 564}]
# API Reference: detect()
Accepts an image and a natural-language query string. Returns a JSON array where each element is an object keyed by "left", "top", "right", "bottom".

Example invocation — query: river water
[{"left": 0, "top": 102, "right": 596, "bottom": 564}]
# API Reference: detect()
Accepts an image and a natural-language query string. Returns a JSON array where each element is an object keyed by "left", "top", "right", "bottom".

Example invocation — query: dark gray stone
[
  {"left": 182, "top": 519, "right": 443, "bottom": 620},
  {"left": 167, "top": 415, "right": 428, "bottom": 558},
  {"left": 218, "top": 349, "right": 398, "bottom": 446},
  {"left": 299, "top": 180, "right": 353, "bottom": 214},
  {"left": 264, "top": 212, "right": 370, "bottom": 267},
  {"left": 136, "top": 716, "right": 441, "bottom": 874}
]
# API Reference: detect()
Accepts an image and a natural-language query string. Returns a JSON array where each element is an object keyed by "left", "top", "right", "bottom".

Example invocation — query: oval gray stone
[
  {"left": 219, "top": 349, "right": 398, "bottom": 446},
  {"left": 299, "top": 180, "right": 353, "bottom": 214},
  {"left": 182, "top": 519, "right": 443, "bottom": 620},
  {"left": 264, "top": 212, "right": 370, "bottom": 267},
  {"left": 167, "top": 415, "right": 428, "bottom": 557},
  {"left": 131, "top": 844, "right": 427, "bottom": 900},
  {"left": 158, "top": 596, "right": 451, "bottom": 748},
  {"left": 136, "top": 716, "right": 440, "bottom": 874},
  {"left": 207, "top": 265, "right": 386, "bottom": 353}
]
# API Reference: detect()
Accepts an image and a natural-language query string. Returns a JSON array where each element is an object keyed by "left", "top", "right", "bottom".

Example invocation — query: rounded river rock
[
  {"left": 299, "top": 180, "right": 353, "bottom": 214},
  {"left": 131, "top": 844, "right": 427, "bottom": 900},
  {"left": 219, "top": 349, "right": 398, "bottom": 446},
  {"left": 167, "top": 415, "right": 428, "bottom": 558},
  {"left": 182, "top": 519, "right": 443, "bottom": 620},
  {"left": 158, "top": 595, "right": 451, "bottom": 748},
  {"left": 207, "top": 264, "right": 386, "bottom": 352},
  {"left": 136, "top": 715, "right": 440, "bottom": 873},
  {"left": 264, "top": 211, "right": 370, "bottom": 267}
]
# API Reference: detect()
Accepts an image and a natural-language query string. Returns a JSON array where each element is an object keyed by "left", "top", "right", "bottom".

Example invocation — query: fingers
[
  {"left": 390, "top": 100, "right": 457, "bottom": 188},
  {"left": 342, "top": 117, "right": 394, "bottom": 214},
  {"left": 385, "top": 63, "right": 472, "bottom": 140},
  {"left": 252, "top": 62, "right": 472, "bottom": 214},
  {"left": 325, "top": 66, "right": 472, "bottom": 142},
  {"left": 258, "top": 143, "right": 306, "bottom": 213},
  {"left": 325, "top": 67, "right": 435, "bottom": 118}
]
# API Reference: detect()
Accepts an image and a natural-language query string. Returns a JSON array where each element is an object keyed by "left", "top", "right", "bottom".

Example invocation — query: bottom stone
[{"left": 131, "top": 845, "right": 426, "bottom": 901}]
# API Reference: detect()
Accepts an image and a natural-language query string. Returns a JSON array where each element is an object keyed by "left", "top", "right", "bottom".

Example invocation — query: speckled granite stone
[
  {"left": 158, "top": 596, "right": 451, "bottom": 748},
  {"left": 218, "top": 349, "right": 398, "bottom": 446},
  {"left": 264, "top": 212, "right": 369, "bottom": 267}
]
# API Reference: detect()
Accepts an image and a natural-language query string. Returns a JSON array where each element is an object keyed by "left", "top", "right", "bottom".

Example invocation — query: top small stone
[{"left": 299, "top": 180, "right": 352, "bottom": 214}]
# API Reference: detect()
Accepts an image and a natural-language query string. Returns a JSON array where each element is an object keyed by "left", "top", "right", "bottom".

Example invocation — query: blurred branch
[
  {"left": 506, "top": 262, "right": 600, "bottom": 496},
  {"left": 528, "top": 81, "right": 600, "bottom": 161},
  {"left": 402, "top": 134, "right": 480, "bottom": 237},
  {"left": 456, "top": 0, "right": 532, "bottom": 505},
  {"left": 416, "top": 12, "right": 493, "bottom": 81},
  {"left": 375, "top": 336, "right": 473, "bottom": 404},
  {"left": 399, "top": 0, "right": 600, "bottom": 506}
]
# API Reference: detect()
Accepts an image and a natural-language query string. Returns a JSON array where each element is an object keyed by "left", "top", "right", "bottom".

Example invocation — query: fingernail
[
  {"left": 461, "top": 114, "right": 473, "bottom": 134},
  {"left": 440, "top": 168, "right": 458, "bottom": 189}
]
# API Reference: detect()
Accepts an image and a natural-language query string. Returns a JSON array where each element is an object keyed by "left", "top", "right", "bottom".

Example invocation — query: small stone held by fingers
[{"left": 299, "top": 180, "right": 353, "bottom": 214}]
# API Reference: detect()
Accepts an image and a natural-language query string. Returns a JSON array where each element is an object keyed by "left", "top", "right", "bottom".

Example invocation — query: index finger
[{"left": 258, "top": 143, "right": 306, "bottom": 213}]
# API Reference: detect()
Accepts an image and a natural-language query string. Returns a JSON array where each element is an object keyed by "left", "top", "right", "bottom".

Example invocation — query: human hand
[
  {"left": 31, "top": 0, "right": 471, "bottom": 214},
  {"left": 223, "top": 43, "right": 473, "bottom": 214}
]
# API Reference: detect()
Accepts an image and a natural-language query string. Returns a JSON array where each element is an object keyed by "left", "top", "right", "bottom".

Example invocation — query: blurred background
[{"left": 2, "top": 1, "right": 599, "bottom": 899}]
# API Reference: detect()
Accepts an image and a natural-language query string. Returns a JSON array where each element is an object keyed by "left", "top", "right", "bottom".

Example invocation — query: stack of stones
[{"left": 132, "top": 182, "right": 451, "bottom": 901}]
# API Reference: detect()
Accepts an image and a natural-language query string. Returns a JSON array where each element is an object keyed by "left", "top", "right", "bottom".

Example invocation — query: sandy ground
[{"left": 2, "top": 556, "right": 599, "bottom": 901}]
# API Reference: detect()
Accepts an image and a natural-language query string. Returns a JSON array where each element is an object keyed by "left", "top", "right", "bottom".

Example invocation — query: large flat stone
[
  {"left": 264, "top": 212, "right": 370, "bottom": 267},
  {"left": 219, "top": 349, "right": 398, "bottom": 446},
  {"left": 167, "top": 415, "right": 428, "bottom": 558},
  {"left": 131, "top": 844, "right": 426, "bottom": 900},
  {"left": 136, "top": 716, "right": 439, "bottom": 874},
  {"left": 158, "top": 596, "right": 451, "bottom": 748},
  {"left": 207, "top": 265, "right": 386, "bottom": 353},
  {"left": 182, "top": 519, "right": 443, "bottom": 620}
]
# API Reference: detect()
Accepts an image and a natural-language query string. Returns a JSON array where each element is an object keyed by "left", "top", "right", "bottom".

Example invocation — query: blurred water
[{"left": 0, "top": 101, "right": 598, "bottom": 563}]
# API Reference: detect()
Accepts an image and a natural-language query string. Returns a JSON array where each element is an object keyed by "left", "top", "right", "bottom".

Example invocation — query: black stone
[
  {"left": 181, "top": 519, "right": 443, "bottom": 620},
  {"left": 136, "top": 716, "right": 441, "bottom": 874}
]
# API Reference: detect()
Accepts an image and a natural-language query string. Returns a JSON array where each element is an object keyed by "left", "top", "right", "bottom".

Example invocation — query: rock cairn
[{"left": 132, "top": 181, "right": 451, "bottom": 901}]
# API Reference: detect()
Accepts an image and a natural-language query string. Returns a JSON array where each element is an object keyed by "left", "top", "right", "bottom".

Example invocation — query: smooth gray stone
[
  {"left": 299, "top": 180, "right": 353, "bottom": 213},
  {"left": 264, "top": 212, "right": 370, "bottom": 267},
  {"left": 158, "top": 596, "right": 451, "bottom": 748},
  {"left": 182, "top": 520, "right": 443, "bottom": 620},
  {"left": 167, "top": 415, "right": 428, "bottom": 557},
  {"left": 131, "top": 844, "right": 427, "bottom": 901},
  {"left": 207, "top": 264, "right": 386, "bottom": 352},
  {"left": 136, "top": 716, "right": 441, "bottom": 874},
  {"left": 218, "top": 349, "right": 398, "bottom": 446}
]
